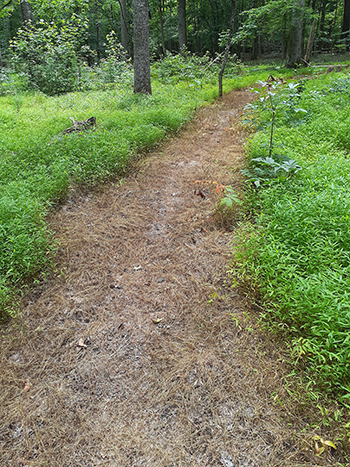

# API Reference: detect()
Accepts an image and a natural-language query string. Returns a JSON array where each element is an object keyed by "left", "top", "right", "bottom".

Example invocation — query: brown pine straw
[{"left": 0, "top": 89, "right": 347, "bottom": 466}]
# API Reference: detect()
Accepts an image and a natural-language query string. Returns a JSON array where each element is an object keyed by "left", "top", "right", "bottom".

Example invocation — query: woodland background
[{"left": 1, "top": 0, "right": 350, "bottom": 88}]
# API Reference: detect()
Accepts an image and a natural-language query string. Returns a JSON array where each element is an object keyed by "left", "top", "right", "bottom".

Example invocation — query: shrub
[{"left": 10, "top": 16, "right": 87, "bottom": 95}]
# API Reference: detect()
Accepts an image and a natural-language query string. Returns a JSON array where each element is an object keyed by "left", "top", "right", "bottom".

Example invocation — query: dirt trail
[{"left": 0, "top": 90, "right": 338, "bottom": 466}]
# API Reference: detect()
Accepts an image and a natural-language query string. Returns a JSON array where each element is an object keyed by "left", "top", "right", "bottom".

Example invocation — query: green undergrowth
[
  {"left": 0, "top": 63, "right": 303, "bottom": 317},
  {"left": 235, "top": 71, "right": 350, "bottom": 403}
]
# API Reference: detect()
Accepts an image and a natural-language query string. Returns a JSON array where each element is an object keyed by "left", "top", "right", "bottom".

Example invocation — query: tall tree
[
  {"left": 177, "top": 0, "right": 186, "bottom": 49},
  {"left": 119, "top": 0, "right": 129, "bottom": 53},
  {"left": 304, "top": 18, "right": 316, "bottom": 63},
  {"left": 285, "top": 0, "right": 304, "bottom": 67},
  {"left": 133, "top": 0, "right": 152, "bottom": 94},
  {"left": 158, "top": 0, "right": 166, "bottom": 55},
  {"left": 20, "top": 0, "right": 33, "bottom": 23},
  {"left": 342, "top": 0, "right": 350, "bottom": 38}
]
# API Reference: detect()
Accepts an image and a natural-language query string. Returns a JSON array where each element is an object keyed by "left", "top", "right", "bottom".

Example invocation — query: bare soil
[{"left": 0, "top": 90, "right": 342, "bottom": 466}]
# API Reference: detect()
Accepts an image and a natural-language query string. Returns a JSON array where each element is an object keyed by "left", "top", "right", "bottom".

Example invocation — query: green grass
[
  {"left": 235, "top": 71, "right": 350, "bottom": 400},
  {"left": 0, "top": 62, "right": 298, "bottom": 317}
]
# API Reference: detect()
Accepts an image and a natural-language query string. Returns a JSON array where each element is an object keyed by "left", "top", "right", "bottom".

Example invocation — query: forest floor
[{"left": 0, "top": 89, "right": 342, "bottom": 466}]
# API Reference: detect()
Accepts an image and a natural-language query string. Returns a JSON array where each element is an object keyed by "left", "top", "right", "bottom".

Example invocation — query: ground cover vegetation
[
  {"left": 0, "top": 54, "right": 301, "bottom": 316},
  {"left": 1, "top": 0, "right": 350, "bottom": 416},
  {"left": 235, "top": 71, "right": 350, "bottom": 406}
]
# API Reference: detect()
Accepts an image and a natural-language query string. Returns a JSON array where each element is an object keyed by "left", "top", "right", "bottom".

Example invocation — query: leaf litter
[{"left": 0, "top": 89, "right": 345, "bottom": 466}]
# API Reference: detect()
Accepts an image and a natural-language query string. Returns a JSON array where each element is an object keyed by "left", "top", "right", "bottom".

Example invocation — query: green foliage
[
  {"left": 236, "top": 72, "right": 350, "bottom": 398},
  {"left": 242, "top": 155, "right": 302, "bottom": 187},
  {"left": 98, "top": 30, "right": 132, "bottom": 86},
  {"left": 0, "top": 66, "right": 261, "bottom": 317},
  {"left": 10, "top": 15, "right": 88, "bottom": 95},
  {"left": 220, "top": 185, "right": 242, "bottom": 208},
  {"left": 0, "top": 61, "right": 290, "bottom": 317}
]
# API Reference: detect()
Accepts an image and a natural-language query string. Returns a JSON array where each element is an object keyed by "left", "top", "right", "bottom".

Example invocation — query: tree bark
[
  {"left": 285, "top": 0, "right": 304, "bottom": 67},
  {"left": 342, "top": 0, "right": 350, "bottom": 39},
  {"left": 318, "top": 0, "right": 327, "bottom": 49},
  {"left": 177, "top": 0, "right": 186, "bottom": 50},
  {"left": 95, "top": 0, "right": 100, "bottom": 61},
  {"left": 20, "top": 0, "right": 33, "bottom": 24},
  {"left": 219, "top": 0, "right": 236, "bottom": 98},
  {"left": 133, "top": 0, "right": 152, "bottom": 94},
  {"left": 120, "top": 0, "right": 129, "bottom": 54},
  {"left": 159, "top": 0, "right": 166, "bottom": 56},
  {"left": 304, "top": 18, "right": 316, "bottom": 63}
]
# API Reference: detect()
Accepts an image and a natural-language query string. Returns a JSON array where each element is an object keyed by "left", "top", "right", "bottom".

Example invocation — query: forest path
[{"left": 0, "top": 90, "right": 332, "bottom": 466}]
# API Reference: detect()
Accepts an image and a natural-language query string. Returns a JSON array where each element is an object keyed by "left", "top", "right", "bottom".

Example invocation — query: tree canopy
[{"left": 0, "top": 0, "right": 349, "bottom": 75}]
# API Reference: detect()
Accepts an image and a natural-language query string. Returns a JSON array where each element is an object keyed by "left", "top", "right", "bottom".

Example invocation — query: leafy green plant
[
  {"left": 194, "top": 180, "right": 242, "bottom": 207},
  {"left": 235, "top": 72, "right": 350, "bottom": 398},
  {"left": 245, "top": 79, "right": 307, "bottom": 158},
  {"left": 242, "top": 155, "right": 302, "bottom": 187},
  {"left": 10, "top": 15, "right": 88, "bottom": 95}
]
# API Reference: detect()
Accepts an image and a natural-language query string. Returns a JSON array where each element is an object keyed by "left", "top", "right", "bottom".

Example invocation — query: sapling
[
  {"left": 246, "top": 78, "right": 307, "bottom": 158},
  {"left": 243, "top": 78, "right": 306, "bottom": 186}
]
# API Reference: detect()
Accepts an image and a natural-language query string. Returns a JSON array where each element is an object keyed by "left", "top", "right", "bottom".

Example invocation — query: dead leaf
[
  {"left": 24, "top": 381, "right": 30, "bottom": 392},
  {"left": 78, "top": 338, "right": 87, "bottom": 348}
]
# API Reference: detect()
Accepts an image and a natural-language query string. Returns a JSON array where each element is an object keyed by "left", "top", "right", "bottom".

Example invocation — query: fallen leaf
[
  {"left": 24, "top": 381, "right": 30, "bottom": 392},
  {"left": 78, "top": 338, "right": 87, "bottom": 348},
  {"left": 153, "top": 318, "right": 162, "bottom": 324},
  {"left": 324, "top": 440, "right": 337, "bottom": 450}
]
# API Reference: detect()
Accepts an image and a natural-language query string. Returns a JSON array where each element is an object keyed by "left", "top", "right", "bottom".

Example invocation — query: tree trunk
[
  {"left": 304, "top": 18, "right": 316, "bottom": 63},
  {"left": 251, "top": 0, "right": 259, "bottom": 59},
  {"left": 282, "top": 12, "right": 287, "bottom": 58},
  {"left": 219, "top": 0, "right": 236, "bottom": 98},
  {"left": 20, "top": 0, "right": 33, "bottom": 24},
  {"left": 331, "top": 0, "right": 339, "bottom": 51},
  {"left": 133, "top": 0, "right": 152, "bottom": 94},
  {"left": 95, "top": 0, "right": 100, "bottom": 61},
  {"left": 159, "top": 0, "right": 166, "bottom": 55},
  {"left": 342, "top": 0, "right": 350, "bottom": 41},
  {"left": 318, "top": 0, "right": 327, "bottom": 49},
  {"left": 285, "top": 0, "right": 304, "bottom": 68},
  {"left": 177, "top": 0, "right": 186, "bottom": 50},
  {"left": 120, "top": 0, "right": 129, "bottom": 54}
]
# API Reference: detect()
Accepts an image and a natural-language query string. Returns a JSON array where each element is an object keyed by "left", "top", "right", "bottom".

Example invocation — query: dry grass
[{"left": 0, "top": 90, "right": 345, "bottom": 466}]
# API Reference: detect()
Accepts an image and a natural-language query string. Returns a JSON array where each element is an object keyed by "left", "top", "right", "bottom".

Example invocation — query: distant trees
[{"left": 1, "top": 0, "right": 350, "bottom": 86}]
